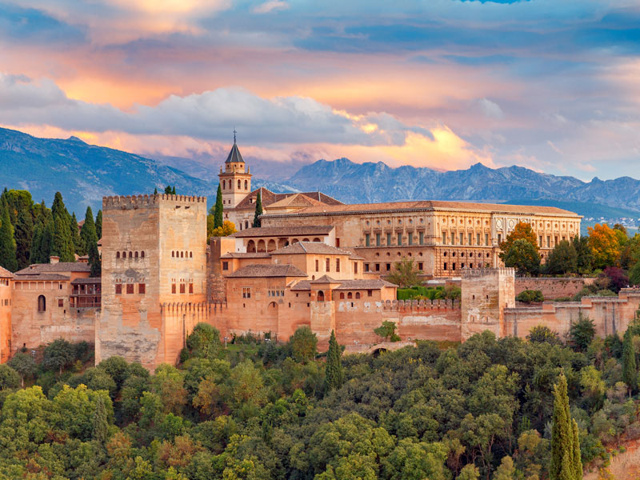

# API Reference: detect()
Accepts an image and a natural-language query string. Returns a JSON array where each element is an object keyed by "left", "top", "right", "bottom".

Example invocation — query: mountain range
[{"left": 1, "top": 127, "right": 639, "bottom": 225}]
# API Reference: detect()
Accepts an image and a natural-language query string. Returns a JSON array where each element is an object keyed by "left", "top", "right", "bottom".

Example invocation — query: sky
[{"left": 1, "top": 0, "right": 640, "bottom": 180}]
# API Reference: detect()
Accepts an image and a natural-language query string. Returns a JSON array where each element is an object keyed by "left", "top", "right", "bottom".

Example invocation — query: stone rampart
[
  {"left": 103, "top": 194, "right": 206, "bottom": 210},
  {"left": 515, "top": 277, "right": 596, "bottom": 299}
]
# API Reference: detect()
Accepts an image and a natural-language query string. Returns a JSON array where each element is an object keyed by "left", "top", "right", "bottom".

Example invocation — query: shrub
[{"left": 516, "top": 290, "right": 544, "bottom": 304}]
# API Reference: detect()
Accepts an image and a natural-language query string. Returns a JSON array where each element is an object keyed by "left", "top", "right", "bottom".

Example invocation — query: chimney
[{"left": 50, "top": 256, "right": 60, "bottom": 264}]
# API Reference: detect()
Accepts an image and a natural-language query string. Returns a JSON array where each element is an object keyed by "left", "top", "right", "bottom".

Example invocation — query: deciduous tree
[
  {"left": 502, "top": 239, "right": 540, "bottom": 276},
  {"left": 387, "top": 258, "right": 421, "bottom": 288}
]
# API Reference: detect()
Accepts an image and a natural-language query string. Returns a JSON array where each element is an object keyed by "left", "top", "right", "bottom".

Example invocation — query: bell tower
[{"left": 218, "top": 130, "right": 252, "bottom": 209}]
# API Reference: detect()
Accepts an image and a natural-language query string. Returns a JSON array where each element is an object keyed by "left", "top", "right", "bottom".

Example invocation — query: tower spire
[{"left": 233, "top": 128, "right": 237, "bottom": 145}]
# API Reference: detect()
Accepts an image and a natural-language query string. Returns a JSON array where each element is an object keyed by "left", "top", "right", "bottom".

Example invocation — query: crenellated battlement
[
  {"left": 382, "top": 298, "right": 460, "bottom": 311},
  {"left": 103, "top": 194, "right": 207, "bottom": 210},
  {"left": 463, "top": 267, "right": 515, "bottom": 278}
]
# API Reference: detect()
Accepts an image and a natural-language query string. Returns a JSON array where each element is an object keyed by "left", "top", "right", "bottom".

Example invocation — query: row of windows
[
  {"left": 365, "top": 232, "right": 425, "bottom": 247},
  {"left": 116, "top": 251, "right": 145, "bottom": 259},
  {"left": 0, "top": 279, "right": 9, "bottom": 286},
  {"left": 442, "top": 232, "right": 490, "bottom": 246},
  {"left": 442, "top": 251, "right": 491, "bottom": 258},
  {"left": 365, "top": 218, "right": 425, "bottom": 227},
  {"left": 365, "top": 262, "right": 424, "bottom": 273},
  {"left": 315, "top": 258, "right": 344, "bottom": 273},
  {"left": 221, "top": 179, "right": 249, "bottom": 191},
  {"left": 172, "top": 251, "right": 193, "bottom": 259},
  {"left": 443, "top": 262, "right": 489, "bottom": 271},
  {"left": 171, "top": 283, "right": 194, "bottom": 294},
  {"left": 268, "top": 290, "right": 285, "bottom": 297},
  {"left": 115, "top": 283, "right": 146, "bottom": 295}
]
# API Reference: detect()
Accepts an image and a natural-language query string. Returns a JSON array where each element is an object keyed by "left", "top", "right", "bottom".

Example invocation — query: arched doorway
[{"left": 247, "top": 240, "right": 256, "bottom": 253}]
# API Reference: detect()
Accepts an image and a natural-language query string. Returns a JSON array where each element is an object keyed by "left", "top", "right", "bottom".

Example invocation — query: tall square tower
[{"left": 97, "top": 194, "right": 208, "bottom": 369}]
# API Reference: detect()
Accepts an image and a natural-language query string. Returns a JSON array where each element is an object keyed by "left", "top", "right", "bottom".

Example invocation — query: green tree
[
  {"left": 43, "top": 338, "right": 76, "bottom": 375},
  {"left": 88, "top": 238, "right": 101, "bottom": 277},
  {"left": 502, "top": 239, "right": 541, "bottom": 276},
  {"left": 0, "top": 364, "right": 20, "bottom": 390},
  {"left": 7, "top": 352, "right": 37, "bottom": 387},
  {"left": 95, "top": 209, "right": 102, "bottom": 239},
  {"left": 572, "top": 236, "right": 593, "bottom": 274},
  {"left": 214, "top": 183, "right": 223, "bottom": 229},
  {"left": 374, "top": 321, "right": 401, "bottom": 342},
  {"left": 253, "top": 191, "right": 263, "bottom": 228},
  {"left": 80, "top": 207, "right": 97, "bottom": 256},
  {"left": 70, "top": 212, "right": 83, "bottom": 255},
  {"left": 0, "top": 199, "right": 18, "bottom": 271},
  {"left": 92, "top": 395, "right": 110, "bottom": 445},
  {"left": 50, "top": 192, "right": 75, "bottom": 262},
  {"left": 550, "top": 374, "right": 582, "bottom": 480},
  {"left": 3, "top": 190, "right": 36, "bottom": 270},
  {"left": 500, "top": 222, "right": 539, "bottom": 254},
  {"left": 165, "top": 186, "right": 173, "bottom": 194},
  {"left": 324, "top": 330, "right": 344, "bottom": 392},
  {"left": 546, "top": 240, "right": 578, "bottom": 275},
  {"left": 622, "top": 328, "right": 637, "bottom": 394},
  {"left": 526, "top": 325, "right": 561, "bottom": 345},
  {"left": 569, "top": 315, "right": 596, "bottom": 352},
  {"left": 184, "top": 323, "right": 222, "bottom": 360},
  {"left": 388, "top": 258, "right": 421, "bottom": 288},
  {"left": 289, "top": 326, "right": 318, "bottom": 363}
]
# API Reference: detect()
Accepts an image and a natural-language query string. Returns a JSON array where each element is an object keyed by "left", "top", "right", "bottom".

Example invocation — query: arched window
[
  {"left": 172, "top": 251, "right": 175, "bottom": 258},
  {"left": 181, "top": 251, "right": 184, "bottom": 258},
  {"left": 122, "top": 251, "right": 126, "bottom": 258},
  {"left": 347, "top": 292, "right": 353, "bottom": 299},
  {"left": 190, "top": 252, "right": 193, "bottom": 258},
  {"left": 141, "top": 251, "right": 145, "bottom": 258},
  {"left": 244, "top": 180, "right": 248, "bottom": 190},
  {"left": 317, "top": 291, "right": 325, "bottom": 302},
  {"left": 135, "top": 251, "right": 138, "bottom": 258},
  {"left": 355, "top": 292, "right": 361, "bottom": 299},
  {"left": 238, "top": 180, "right": 241, "bottom": 189},
  {"left": 38, "top": 295, "right": 46, "bottom": 312},
  {"left": 116, "top": 252, "right": 120, "bottom": 259},
  {"left": 128, "top": 251, "right": 132, "bottom": 258},
  {"left": 339, "top": 293, "right": 345, "bottom": 299},
  {"left": 245, "top": 221, "right": 249, "bottom": 230}
]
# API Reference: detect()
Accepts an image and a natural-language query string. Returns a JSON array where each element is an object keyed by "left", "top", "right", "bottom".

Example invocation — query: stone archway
[{"left": 247, "top": 240, "right": 256, "bottom": 253}]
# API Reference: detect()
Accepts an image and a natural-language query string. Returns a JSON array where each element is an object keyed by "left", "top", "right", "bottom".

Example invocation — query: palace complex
[{"left": 0, "top": 139, "right": 636, "bottom": 370}]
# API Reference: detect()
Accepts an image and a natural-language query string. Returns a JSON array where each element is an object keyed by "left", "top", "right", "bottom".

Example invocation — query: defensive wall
[{"left": 514, "top": 277, "right": 596, "bottom": 300}]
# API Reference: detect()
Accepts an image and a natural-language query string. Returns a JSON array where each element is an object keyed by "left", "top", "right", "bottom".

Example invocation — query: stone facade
[
  {"left": 0, "top": 267, "right": 12, "bottom": 362},
  {"left": 96, "top": 194, "right": 207, "bottom": 370},
  {"left": 514, "top": 277, "right": 596, "bottom": 300}
]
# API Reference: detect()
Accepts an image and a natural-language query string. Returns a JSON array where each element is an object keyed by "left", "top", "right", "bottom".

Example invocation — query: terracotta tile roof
[
  {"left": 267, "top": 193, "right": 327, "bottom": 210},
  {"left": 334, "top": 279, "right": 397, "bottom": 290},
  {"left": 234, "top": 188, "right": 343, "bottom": 211},
  {"left": 271, "top": 241, "right": 353, "bottom": 256},
  {"left": 71, "top": 277, "right": 102, "bottom": 284},
  {"left": 310, "top": 275, "right": 339, "bottom": 284},
  {"left": 227, "top": 264, "right": 308, "bottom": 278},
  {"left": 14, "top": 273, "right": 70, "bottom": 282},
  {"left": 15, "top": 262, "right": 91, "bottom": 275},
  {"left": 263, "top": 200, "right": 580, "bottom": 218},
  {"left": 0, "top": 266, "right": 13, "bottom": 278},
  {"left": 290, "top": 280, "right": 311, "bottom": 291},
  {"left": 232, "top": 226, "right": 333, "bottom": 238},
  {"left": 220, "top": 252, "right": 272, "bottom": 259}
]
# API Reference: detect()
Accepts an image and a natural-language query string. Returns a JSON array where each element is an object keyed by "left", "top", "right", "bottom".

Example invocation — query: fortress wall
[{"left": 515, "top": 277, "right": 596, "bottom": 300}]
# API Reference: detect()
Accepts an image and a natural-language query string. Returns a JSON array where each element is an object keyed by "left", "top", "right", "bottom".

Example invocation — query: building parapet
[
  {"left": 462, "top": 267, "right": 515, "bottom": 278},
  {"left": 103, "top": 194, "right": 207, "bottom": 210},
  {"left": 382, "top": 299, "right": 460, "bottom": 311}
]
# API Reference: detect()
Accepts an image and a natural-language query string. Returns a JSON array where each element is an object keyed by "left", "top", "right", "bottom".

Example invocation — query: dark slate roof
[
  {"left": 71, "top": 277, "right": 102, "bottom": 284},
  {"left": 290, "top": 280, "right": 312, "bottom": 291},
  {"left": 271, "top": 242, "right": 353, "bottom": 256},
  {"left": 225, "top": 142, "right": 245, "bottom": 164},
  {"left": 0, "top": 266, "right": 13, "bottom": 278},
  {"left": 14, "top": 273, "right": 70, "bottom": 282},
  {"left": 15, "top": 262, "right": 91, "bottom": 275},
  {"left": 227, "top": 264, "right": 308, "bottom": 278},
  {"left": 232, "top": 226, "right": 334, "bottom": 238}
]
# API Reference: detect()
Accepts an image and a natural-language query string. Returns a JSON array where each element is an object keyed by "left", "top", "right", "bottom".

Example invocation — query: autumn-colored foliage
[{"left": 587, "top": 224, "right": 626, "bottom": 269}]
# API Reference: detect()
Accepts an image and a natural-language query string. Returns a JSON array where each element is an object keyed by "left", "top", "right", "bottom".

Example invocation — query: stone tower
[
  {"left": 460, "top": 268, "right": 515, "bottom": 341},
  {"left": 96, "top": 194, "right": 208, "bottom": 370},
  {"left": 218, "top": 133, "right": 252, "bottom": 210}
]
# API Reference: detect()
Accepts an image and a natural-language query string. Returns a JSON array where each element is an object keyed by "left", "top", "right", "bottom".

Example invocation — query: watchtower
[{"left": 218, "top": 131, "right": 252, "bottom": 210}]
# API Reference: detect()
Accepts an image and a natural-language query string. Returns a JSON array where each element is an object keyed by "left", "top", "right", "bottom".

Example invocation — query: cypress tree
[
  {"left": 214, "top": 183, "right": 224, "bottom": 229},
  {"left": 164, "top": 186, "right": 172, "bottom": 194},
  {"left": 95, "top": 210, "right": 102, "bottom": 240},
  {"left": 154, "top": 187, "right": 158, "bottom": 195},
  {"left": 550, "top": 373, "right": 582, "bottom": 480},
  {"left": 0, "top": 200, "right": 18, "bottom": 272},
  {"left": 253, "top": 191, "right": 263, "bottom": 228},
  {"left": 172, "top": 186, "right": 176, "bottom": 195},
  {"left": 89, "top": 239, "right": 101, "bottom": 278},
  {"left": 80, "top": 207, "right": 97, "bottom": 256},
  {"left": 14, "top": 205, "right": 34, "bottom": 269},
  {"left": 70, "top": 212, "right": 83, "bottom": 255},
  {"left": 51, "top": 192, "right": 75, "bottom": 262},
  {"left": 324, "top": 330, "right": 344, "bottom": 392},
  {"left": 92, "top": 395, "right": 109, "bottom": 445},
  {"left": 622, "top": 328, "right": 637, "bottom": 395}
]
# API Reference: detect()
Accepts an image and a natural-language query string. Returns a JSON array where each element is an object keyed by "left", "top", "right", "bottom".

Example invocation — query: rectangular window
[
  {"left": 386, "top": 263, "right": 391, "bottom": 271},
  {"left": 555, "top": 236, "right": 559, "bottom": 246},
  {"left": 477, "top": 233, "right": 481, "bottom": 245},
  {"left": 469, "top": 233, "right": 473, "bottom": 245},
  {"left": 172, "top": 284, "right": 176, "bottom": 294},
  {"left": 222, "top": 261, "right": 229, "bottom": 271},
  {"left": 547, "top": 236, "right": 551, "bottom": 248},
  {"left": 397, "top": 233, "right": 402, "bottom": 246},
  {"left": 376, "top": 233, "right": 381, "bottom": 247},
  {"left": 375, "top": 263, "right": 380, "bottom": 272},
  {"left": 336, "top": 259, "right": 340, "bottom": 272},
  {"left": 460, "top": 232, "right": 464, "bottom": 245},
  {"left": 242, "top": 287, "right": 251, "bottom": 299},
  {"left": 368, "top": 290, "right": 373, "bottom": 297},
  {"left": 451, "top": 233, "right": 455, "bottom": 245},
  {"left": 419, "top": 232, "right": 424, "bottom": 245},
  {"left": 408, "top": 233, "right": 413, "bottom": 246},
  {"left": 452, "top": 262, "right": 456, "bottom": 271},
  {"left": 387, "top": 233, "right": 392, "bottom": 246},
  {"left": 539, "top": 235, "right": 543, "bottom": 246},
  {"left": 444, "top": 262, "right": 448, "bottom": 271},
  {"left": 442, "top": 232, "right": 447, "bottom": 244},
  {"left": 365, "top": 234, "right": 370, "bottom": 247},
  {"left": 315, "top": 259, "right": 319, "bottom": 272},
  {"left": 189, "top": 283, "right": 194, "bottom": 294},
  {"left": 58, "top": 299, "right": 63, "bottom": 307},
  {"left": 326, "top": 258, "right": 330, "bottom": 272},
  {"left": 138, "top": 283, "right": 146, "bottom": 294},
  {"left": 498, "top": 234, "right": 502, "bottom": 244},
  {"left": 116, "top": 284, "right": 122, "bottom": 295},
  {"left": 336, "top": 238, "right": 340, "bottom": 247},
  {"left": 485, "top": 233, "right": 489, "bottom": 246},
  {"left": 180, "top": 283, "right": 186, "bottom": 294},
  {"left": 354, "top": 262, "right": 358, "bottom": 274},
  {"left": 126, "top": 284, "right": 134, "bottom": 294},
  {"left": 364, "top": 263, "right": 370, "bottom": 272},
  {"left": 418, "top": 262, "right": 423, "bottom": 270}
]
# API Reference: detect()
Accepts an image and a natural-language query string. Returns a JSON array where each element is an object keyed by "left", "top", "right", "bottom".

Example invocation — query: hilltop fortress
[{"left": 0, "top": 140, "right": 635, "bottom": 370}]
